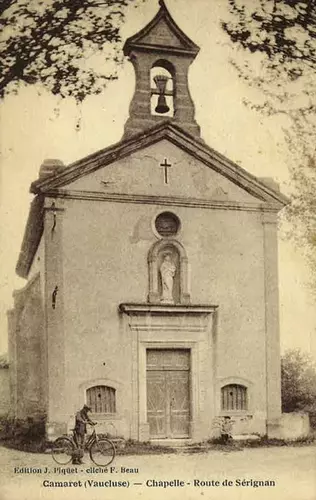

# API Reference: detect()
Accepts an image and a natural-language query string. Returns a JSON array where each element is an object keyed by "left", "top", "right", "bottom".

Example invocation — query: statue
[{"left": 160, "top": 253, "right": 176, "bottom": 303}]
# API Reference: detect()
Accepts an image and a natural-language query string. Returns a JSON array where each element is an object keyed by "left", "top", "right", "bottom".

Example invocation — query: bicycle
[{"left": 51, "top": 423, "right": 116, "bottom": 467}]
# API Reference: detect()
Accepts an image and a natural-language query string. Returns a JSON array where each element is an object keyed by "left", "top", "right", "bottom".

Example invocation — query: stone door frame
[{"left": 119, "top": 303, "right": 217, "bottom": 442}]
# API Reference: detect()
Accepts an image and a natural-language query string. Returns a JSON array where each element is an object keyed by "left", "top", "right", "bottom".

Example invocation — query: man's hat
[{"left": 83, "top": 404, "right": 92, "bottom": 412}]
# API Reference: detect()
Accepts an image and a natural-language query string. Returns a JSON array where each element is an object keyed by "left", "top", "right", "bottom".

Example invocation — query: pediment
[
  {"left": 62, "top": 140, "right": 262, "bottom": 205},
  {"left": 31, "top": 122, "right": 288, "bottom": 210},
  {"left": 123, "top": 0, "right": 199, "bottom": 56},
  {"left": 135, "top": 18, "right": 184, "bottom": 49}
]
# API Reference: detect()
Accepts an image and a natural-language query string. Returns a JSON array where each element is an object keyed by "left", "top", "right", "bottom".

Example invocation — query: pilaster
[
  {"left": 44, "top": 199, "right": 66, "bottom": 433},
  {"left": 262, "top": 211, "right": 282, "bottom": 429}
]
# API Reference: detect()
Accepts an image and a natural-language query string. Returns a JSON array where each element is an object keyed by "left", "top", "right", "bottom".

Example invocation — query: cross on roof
[{"left": 160, "top": 158, "right": 172, "bottom": 184}]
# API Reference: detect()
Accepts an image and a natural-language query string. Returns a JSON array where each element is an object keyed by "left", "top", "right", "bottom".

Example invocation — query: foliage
[
  {"left": 221, "top": 0, "right": 316, "bottom": 287},
  {"left": 221, "top": 0, "right": 316, "bottom": 151},
  {"left": 222, "top": 0, "right": 316, "bottom": 79},
  {"left": 284, "top": 120, "right": 316, "bottom": 278},
  {"left": 0, "top": 0, "right": 142, "bottom": 102},
  {"left": 0, "top": 416, "right": 47, "bottom": 452},
  {"left": 240, "top": 435, "right": 316, "bottom": 446},
  {"left": 281, "top": 349, "right": 316, "bottom": 413}
]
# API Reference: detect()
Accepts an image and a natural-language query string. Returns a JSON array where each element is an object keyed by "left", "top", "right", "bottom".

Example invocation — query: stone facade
[
  {"left": 8, "top": 274, "right": 46, "bottom": 419},
  {"left": 9, "top": 0, "right": 287, "bottom": 442}
]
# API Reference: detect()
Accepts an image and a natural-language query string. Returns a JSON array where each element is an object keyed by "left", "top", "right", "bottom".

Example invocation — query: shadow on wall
[{"left": 0, "top": 354, "right": 10, "bottom": 416}]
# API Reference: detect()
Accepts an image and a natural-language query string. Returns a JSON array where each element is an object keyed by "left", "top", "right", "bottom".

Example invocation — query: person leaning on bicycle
[{"left": 73, "top": 404, "right": 96, "bottom": 464}]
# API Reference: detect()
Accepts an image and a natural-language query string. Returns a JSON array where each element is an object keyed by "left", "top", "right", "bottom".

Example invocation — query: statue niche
[{"left": 148, "top": 240, "right": 190, "bottom": 305}]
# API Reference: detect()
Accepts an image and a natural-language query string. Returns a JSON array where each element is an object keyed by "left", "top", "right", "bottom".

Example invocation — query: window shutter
[{"left": 86, "top": 386, "right": 116, "bottom": 413}]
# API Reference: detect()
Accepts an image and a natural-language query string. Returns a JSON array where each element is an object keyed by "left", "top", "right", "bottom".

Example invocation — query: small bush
[
  {"left": 309, "top": 411, "right": 316, "bottom": 430},
  {"left": 282, "top": 349, "right": 316, "bottom": 414},
  {"left": 0, "top": 416, "right": 46, "bottom": 452},
  {"left": 240, "top": 435, "right": 316, "bottom": 448},
  {"left": 121, "top": 439, "right": 177, "bottom": 455}
]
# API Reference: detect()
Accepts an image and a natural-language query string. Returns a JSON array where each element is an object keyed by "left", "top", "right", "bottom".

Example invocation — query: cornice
[
  {"left": 119, "top": 303, "right": 218, "bottom": 315},
  {"left": 125, "top": 43, "right": 198, "bottom": 57},
  {"left": 43, "top": 188, "right": 282, "bottom": 213}
]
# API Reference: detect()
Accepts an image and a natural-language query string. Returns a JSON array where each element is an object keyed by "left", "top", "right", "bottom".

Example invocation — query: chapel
[{"left": 8, "top": 0, "right": 287, "bottom": 442}]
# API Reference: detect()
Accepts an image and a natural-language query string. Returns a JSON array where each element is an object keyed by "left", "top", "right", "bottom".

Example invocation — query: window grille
[
  {"left": 86, "top": 386, "right": 116, "bottom": 413},
  {"left": 221, "top": 384, "right": 247, "bottom": 411}
]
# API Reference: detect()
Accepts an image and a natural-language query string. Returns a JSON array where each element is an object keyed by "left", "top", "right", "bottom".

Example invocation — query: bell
[
  {"left": 154, "top": 75, "right": 170, "bottom": 114},
  {"left": 155, "top": 94, "right": 169, "bottom": 114}
]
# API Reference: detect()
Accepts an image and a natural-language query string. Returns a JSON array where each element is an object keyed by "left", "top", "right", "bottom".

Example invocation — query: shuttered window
[
  {"left": 86, "top": 386, "right": 116, "bottom": 413},
  {"left": 221, "top": 384, "right": 247, "bottom": 411}
]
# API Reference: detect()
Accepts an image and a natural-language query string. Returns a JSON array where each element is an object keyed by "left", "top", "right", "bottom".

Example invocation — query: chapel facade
[{"left": 8, "top": 0, "right": 287, "bottom": 442}]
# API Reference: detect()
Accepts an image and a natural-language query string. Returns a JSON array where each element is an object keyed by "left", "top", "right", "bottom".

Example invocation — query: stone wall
[
  {"left": 9, "top": 274, "right": 46, "bottom": 419},
  {"left": 269, "top": 412, "right": 310, "bottom": 440},
  {"left": 0, "top": 364, "right": 10, "bottom": 416}
]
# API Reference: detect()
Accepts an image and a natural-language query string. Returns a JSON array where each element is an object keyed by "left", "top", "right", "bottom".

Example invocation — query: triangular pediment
[
  {"left": 136, "top": 18, "right": 184, "bottom": 49},
  {"left": 19, "top": 122, "right": 288, "bottom": 279},
  {"left": 30, "top": 122, "right": 288, "bottom": 209},
  {"left": 123, "top": 0, "right": 199, "bottom": 56},
  {"left": 60, "top": 141, "right": 261, "bottom": 205}
]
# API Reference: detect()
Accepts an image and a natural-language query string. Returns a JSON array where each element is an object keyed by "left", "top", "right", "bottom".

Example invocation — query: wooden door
[{"left": 147, "top": 349, "right": 190, "bottom": 438}]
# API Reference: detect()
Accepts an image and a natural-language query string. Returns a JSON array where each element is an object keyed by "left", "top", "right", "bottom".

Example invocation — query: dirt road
[{"left": 1, "top": 444, "right": 315, "bottom": 500}]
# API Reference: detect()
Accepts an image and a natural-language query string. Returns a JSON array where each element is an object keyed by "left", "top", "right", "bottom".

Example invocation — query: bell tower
[{"left": 123, "top": 0, "right": 200, "bottom": 138}]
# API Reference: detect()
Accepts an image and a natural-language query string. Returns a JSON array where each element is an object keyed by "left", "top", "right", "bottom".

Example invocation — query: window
[
  {"left": 86, "top": 386, "right": 116, "bottom": 414},
  {"left": 221, "top": 384, "right": 247, "bottom": 411},
  {"left": 155, "top": 212, "right": 180, "bottom": 237}
]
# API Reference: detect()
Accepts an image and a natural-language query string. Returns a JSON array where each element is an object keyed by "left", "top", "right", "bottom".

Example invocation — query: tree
[
  {"left": 0, "top": 0, "right": 142, "bottom": 102},
  {"left": 221, "top": 0, "right": 316, "bottom": 286},
  {"left": 281, "top": 349, "right": 316, "bottom": 413},
  {"left": 222, "top": 0, "right": 315, "bottom": 79}
]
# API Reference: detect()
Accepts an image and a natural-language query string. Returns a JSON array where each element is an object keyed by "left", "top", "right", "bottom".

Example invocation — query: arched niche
[
  {"left": 148, "top": 239, "right": 190, "bottom": 304},
  {"left": 150, "top": 59, "right": 175, "bottom": 117}
]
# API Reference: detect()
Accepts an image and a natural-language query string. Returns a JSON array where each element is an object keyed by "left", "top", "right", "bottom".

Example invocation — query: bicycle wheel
[
  {"left": 90, "top": 438, "right": 116, "bottom": 467},
  {"left": 52, "top": 437, "right": 75, "bottom": 465}
]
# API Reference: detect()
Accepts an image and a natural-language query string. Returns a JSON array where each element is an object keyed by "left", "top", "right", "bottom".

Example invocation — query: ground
[{"left": 0, "top": 444, "right": 315, "bottom": 500}]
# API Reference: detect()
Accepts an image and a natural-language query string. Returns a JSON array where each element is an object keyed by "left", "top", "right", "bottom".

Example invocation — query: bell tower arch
[
  {"left": 123, "top": 0, "right": 200, "bottom": 138},
  {"left": 150, "top": 59, "right": 175, "bottom": 117}
]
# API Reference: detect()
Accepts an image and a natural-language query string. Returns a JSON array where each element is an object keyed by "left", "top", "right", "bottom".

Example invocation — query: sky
[{"left": 0, "top": 0, "right": 315, "bottom": 357}]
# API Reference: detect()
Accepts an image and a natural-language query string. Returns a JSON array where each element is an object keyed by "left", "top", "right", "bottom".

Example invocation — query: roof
[
  {"left": 16, "top": 195, "right": 44, "bottom": 279},
  {"left": 17, "top": 121, "right": 288, "bottom": 279},
  {"left": 123, "top": 0, "right": 200, "bottom": 57}
]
